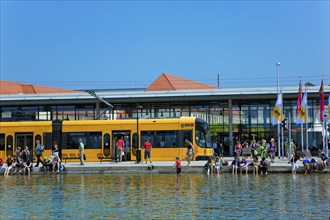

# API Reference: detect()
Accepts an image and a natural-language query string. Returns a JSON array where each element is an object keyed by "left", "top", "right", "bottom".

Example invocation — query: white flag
[
  {"left": 296, "top": 92, "right": 307, "bottom": 124},
  {"left": 272, "top": 92, "right": 282, "bottom": 125}
]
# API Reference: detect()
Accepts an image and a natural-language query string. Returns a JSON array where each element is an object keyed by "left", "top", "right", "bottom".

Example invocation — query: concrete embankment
[
  {"left": 1, "top": 158, "right": 328, "bottom": 175},
  {"left": 42, "top": 157, "right": 329, "bottom": 175}
]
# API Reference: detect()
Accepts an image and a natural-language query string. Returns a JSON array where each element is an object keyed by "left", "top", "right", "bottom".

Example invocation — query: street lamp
[{"left": 136, "top": 104, "right": 143, "bottom": 163}]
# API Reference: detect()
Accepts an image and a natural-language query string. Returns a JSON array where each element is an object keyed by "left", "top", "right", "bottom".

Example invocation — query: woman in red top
[
  {"left": 235, "top": 140, "right": 242, "bottom": 157},
  {"left": 143, "top": 139, "right": 152, "bottom": 164},
  {"left": 116, "top": 137, "right": 125, "bottom": 162}
]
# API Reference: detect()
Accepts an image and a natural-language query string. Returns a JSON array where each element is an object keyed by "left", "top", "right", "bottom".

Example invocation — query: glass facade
[{"left": 0, "top": 95, "right": 325, "bottom": 153}]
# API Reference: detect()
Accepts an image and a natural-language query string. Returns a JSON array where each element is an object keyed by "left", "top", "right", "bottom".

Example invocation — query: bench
[
  {"left": 242, "top": 147, "right": 263, "bottom": 158},
  {"left": 97, "top": 153, "right": 112, "bottom": 164},
  {"left": 62, "top": 153, "right": 80, "bottom": 164},
  {"left": 242, "top": 147, "right": 251, "bottom": 157}
]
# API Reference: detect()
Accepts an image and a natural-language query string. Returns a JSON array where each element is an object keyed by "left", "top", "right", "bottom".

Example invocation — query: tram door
[
  {"left": 112, "top": 131, "right": 130, "bottom": 161},
  {"left": 16, "top": 133, "right": 33, "bottom": 160}
]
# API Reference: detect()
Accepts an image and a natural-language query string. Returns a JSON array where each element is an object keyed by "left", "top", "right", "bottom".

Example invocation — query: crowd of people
[
  {"left": 0, "top": 141, "right": 64, "bottom": 176},
  {"left": 210, "top": 138, "right": 329, "bottom": 175},
  {"left": 203, "top": 155, "right": 269, "bottom": 175}
]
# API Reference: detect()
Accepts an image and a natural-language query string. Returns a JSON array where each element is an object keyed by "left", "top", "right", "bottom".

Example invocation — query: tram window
[
  {"left": 141, "top": 131, "right": 154, "bottom": 147},
  {"left": 0, "top": 134, "right": 5, "bottom": 150},
  {"left": 66, "top": 133, "right": 85, "bottom": 149},
  {"left": 44, "top": 133, "right": 52, "bottom": 150},
  {"left": 196, "top": 130, "right": 206, "bottom": 148},
  {"left": 89, "top": 132, "right": 102, "bottom": 149},
  {"left": 155, "top": 131, "right": 177, "bottom": 148},
  {"left": 65, "top": 132, "right": 102, "bottom": 149}
]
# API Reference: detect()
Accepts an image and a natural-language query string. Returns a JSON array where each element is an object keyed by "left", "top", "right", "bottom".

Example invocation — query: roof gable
[
  {"left": 145, "top": 73, "right": 219, "bottom": 91},
  {"left": 0, "top": 80, "right": 76, "bottom": 95}
]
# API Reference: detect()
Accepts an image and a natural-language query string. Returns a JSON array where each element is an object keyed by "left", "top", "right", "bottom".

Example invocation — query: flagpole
[
  {"left": 323, "top": 120, "right": 325, "bottom": 151},
  {"left": 305, "top": 86, "right": 308, "bottom": 152},
  {"left": 281, "top": 88, "right": 284, "bottom": 159},
  {"left": 288, "top": 112, "right": 292, "bottom": 163},
  {"left": 276, "top": 62, "right": 281, "bottom": 159},
  {"left": 301, "top": 123, "right": 303, "bottom": 153}
]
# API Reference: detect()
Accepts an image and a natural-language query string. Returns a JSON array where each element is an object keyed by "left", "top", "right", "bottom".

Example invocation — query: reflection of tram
[{"left": 0, "top": 117, "right": 213, "bottom": 162}]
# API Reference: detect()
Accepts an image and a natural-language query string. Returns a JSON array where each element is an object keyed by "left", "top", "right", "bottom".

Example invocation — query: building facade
[{"left": 0, "top": 75, "right": 327, "bottom": 156}]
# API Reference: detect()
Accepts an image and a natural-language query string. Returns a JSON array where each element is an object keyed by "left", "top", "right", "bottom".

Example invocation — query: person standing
[
  {"left": 268, "top": 139, "right": 276, "bottom": 163},
  {"left": 259, "top": 140, "right": 266, "bottom": 159},
  {"left": 291, "top": 152, "right": 299, "bottom": 175},
  {"left": 185, "top": 139, "right": 194, "bottom": 166},
  {"left": 116, "top": 136, "right": 125, "bottom": 162},
  {"left": 79, "top": 138, "right": 84, "bottom": 165},
  {"left": 52, "top": 141, "right": 59, "bottom": 157},
  {"left": 234, "top": 140, "right": 242, "bottom": 157},
  {"left": 219, "top": 142, "right": 224, "bottom": 159},
  {"left": 143, "top": 139, "right": 152, "bottom": 164},
  {"left": 173, "top": 156, "right": 182, "bottom": 175},
  {"left": 250, "top": 140, "right": 258, "bottom": 158},
  {"left": 22, "top": 146, "right": 30, "bottom": 163},
  {"left": 35, "top": 140, "right": 43, "bottom": 167},
  {"left": 213, "top": 141, "right": 218, "bottom": 156}
]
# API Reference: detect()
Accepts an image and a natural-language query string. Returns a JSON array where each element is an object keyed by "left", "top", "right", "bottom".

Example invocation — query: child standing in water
[{"left": 173, "top": 156, "right": 182, "bottom": 175}]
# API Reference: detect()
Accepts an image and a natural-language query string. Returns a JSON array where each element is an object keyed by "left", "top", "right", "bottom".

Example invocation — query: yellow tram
[{"left": 0, "top": 117, "right": 213, "bottom": 162}]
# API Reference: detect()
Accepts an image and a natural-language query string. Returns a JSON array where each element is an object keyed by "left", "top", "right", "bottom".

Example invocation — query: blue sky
[{"left": 1, "top": 1, "right": 329, "bottom": 90}]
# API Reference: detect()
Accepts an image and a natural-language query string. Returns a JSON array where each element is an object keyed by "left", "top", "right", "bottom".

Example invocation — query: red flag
[
  {"left": 296, "top": 80, "right": 302, "bottom": 115},
  {"left": 319, "top": 79, "right": 324, "bottom": 122}
]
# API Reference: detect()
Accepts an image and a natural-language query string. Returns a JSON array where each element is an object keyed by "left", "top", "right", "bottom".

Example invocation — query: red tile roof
[
  {"left": 145, "top": 73, "right": 219, "bottom": 91},
  {"left": 0, "top": 80, "right": 76, "bottom": 95}
]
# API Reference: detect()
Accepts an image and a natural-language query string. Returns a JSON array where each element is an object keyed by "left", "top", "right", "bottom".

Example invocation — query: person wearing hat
[{"left": 173, "top": 156, "right": 181, "bottom": 175}]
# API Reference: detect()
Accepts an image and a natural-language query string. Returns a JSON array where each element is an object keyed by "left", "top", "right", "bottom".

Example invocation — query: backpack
[{"left": 60, "top": 164, "right": 65, "bottom": 171}]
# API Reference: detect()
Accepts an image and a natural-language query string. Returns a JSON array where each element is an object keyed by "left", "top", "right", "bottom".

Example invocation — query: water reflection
[{"left": 0, "top": 174, "right": 329, "bottom": 219}]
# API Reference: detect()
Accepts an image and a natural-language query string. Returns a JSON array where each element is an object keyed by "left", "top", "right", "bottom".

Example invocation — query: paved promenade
[
  {"left": 58, "top": 157, "right": 328, "bottom": 174},
  {"left": 2, "top": 157, "right": 328, "bottom": 175}
]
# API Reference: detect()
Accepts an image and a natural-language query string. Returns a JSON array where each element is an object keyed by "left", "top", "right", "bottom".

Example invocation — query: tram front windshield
[{"left": 195, "top": 119, "right": 212, "bottom": 148}]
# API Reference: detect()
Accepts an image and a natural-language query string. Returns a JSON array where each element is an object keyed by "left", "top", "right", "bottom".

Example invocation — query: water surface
[{"left": 0, "top": 173, "right": 329, "bottom": 219}]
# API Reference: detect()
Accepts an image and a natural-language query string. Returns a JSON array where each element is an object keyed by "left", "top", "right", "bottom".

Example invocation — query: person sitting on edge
[
  {"left": 252, "top": 157, "right": 259, "bottom": 175},
  {"left": 43, "top": 156, "right": 52, "bottom": 173},
  {"left": 240, "top": 157, "right": 248, "bottom": 174},
  {"left": 0, "top": 157, "right": 4, "bottom": 167},
  {"left": 310, "top": 158, "right": 318, "bottom": 172},
  {"left": 319, "top": 152, "right": 328, "bottom": 172},
  {"left": 3, "top": 156, "right": 13, "bottom": 176},
  {"left": 205, "top": 157, "right": 214, "bottom": 175},
  {"left": 260, "top": 157, "right": 268, "bottom": 175},
  {"left": 214, "top": 156, "right": 222, "bottom": 174},
  {"left": 24, "top": 159, "right": 32, "bottom": 176},
  {"left": 231, "top": 156, "right": 240, "bottom": 175},
  {"left": 302, "top": 158, "right": 310, "bottom": 175}
]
